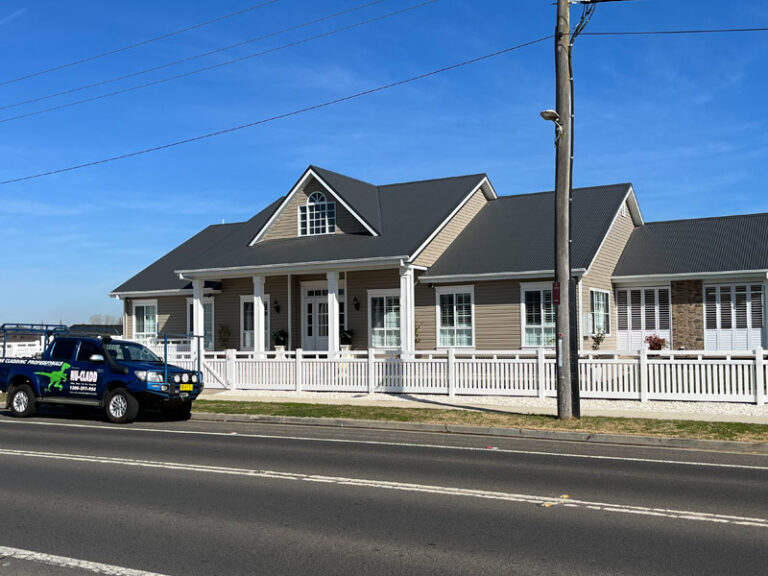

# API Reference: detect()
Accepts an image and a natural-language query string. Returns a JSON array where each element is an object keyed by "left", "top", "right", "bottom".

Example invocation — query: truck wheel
[
  {"left": 105, "top": 388, "right": 139, "bottom": 423},
  {"left": 9, "top": 384, "right": 36, "bottom": 418}
]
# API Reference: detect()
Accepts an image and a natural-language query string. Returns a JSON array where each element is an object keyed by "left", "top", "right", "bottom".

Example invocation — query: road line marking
[
  {"left": 0, "top": 545, "right": 170, "bottom": 576},
  {"left": 1, "top": 447, "right": 767, "bottom": 529},
  {"left": 1, "top": 417, "right": 766, "bottom": 471}
]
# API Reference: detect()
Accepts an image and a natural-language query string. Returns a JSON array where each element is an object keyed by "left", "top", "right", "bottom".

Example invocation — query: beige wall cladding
[
  {"left": 415, "top": 279, "right": 522, "bottom": 350},
  {"left": 580, "top": 198, "right": 636, "bottom": 350},
  {"left": 413, "top": 188, "right": 488, "bottom": 267},
  {"left": 474, "top": 280, "right": 522, "bottom": 349},
  {"left": 671, "top": 280, "right": 704, "bottom": 350},
  {"left": 261, "top": 175, "right": 368, "bottom": 241},
  {"left": 157, "top": 297, "right": 186, "bottom": 335},
  {"left": 346, "top": 269, "right": 400, "bottom": 349},
  {"left": 415, "top": 277, "right": 436, "bottom": 350}
]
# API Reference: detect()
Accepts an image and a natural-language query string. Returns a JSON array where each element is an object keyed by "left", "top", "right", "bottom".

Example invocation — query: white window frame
[
  {"left": 520, "top": 282, "right": 556, "bottom": 348},
  {"left": 367, "top": 289, "right": 401, "bottom": 349},
  {"left": 298, "top": 191, "right": 336, "bottom": 236},
  {"left": 589, "top": 289, "right": 611, "bottom": 336},
  {"left": 132, "top": 299, "right": 158, "bottom": 342},
  {"left": 435, "top": 285, "right": 475, "bottom": 348},
  {"left": 240, "top": 294, "right": 270, "bottom": 351},
  {"left": 702, "top": 283, "right": 764, "bottom": 350},
  {"left": 186, "top": 297, "right": 215, "bottom": 350}
]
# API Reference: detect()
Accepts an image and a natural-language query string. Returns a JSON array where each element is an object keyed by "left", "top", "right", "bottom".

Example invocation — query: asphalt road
[{"left": 0, "top": 411, "right": 767, "bottom": 576}]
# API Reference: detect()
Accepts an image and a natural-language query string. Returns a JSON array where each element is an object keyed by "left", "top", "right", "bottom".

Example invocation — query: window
[
  {"left": 703, "top": 284, "right": 764, "bottom": 350},
  {"left": 436, "top": 287, "right": 474, "bottom": 347},
  {"left": 299, "top": 191, "right": 336, "bottom": 236},
  {"left": 522, "top": 284, "right": 555, "bottom": 347},
  {"left": 77, "top": 341, "right": 102, "bottom": 362},
  {"left": 133, "top": 300, "right": 157, "bottom": 342},
  {"left": 187, "top": 298, "right": 214, "bottom": 350},
  {"left": 240, "top": 295, "right": 270, "bottom": 350},
  {"left": 50, "top": 339, "right": 77, "bottom": 361},
  {"left": 369, "top": 290, "right": 400, "bottom": 348},
  {"left": 590, "top": 290, "right": 610, "bottom": 335}
]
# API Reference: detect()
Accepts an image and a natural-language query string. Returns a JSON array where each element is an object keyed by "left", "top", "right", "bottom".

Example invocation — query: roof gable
[{"left": 424, "top": 183, "right": 633, "bottom": 279}]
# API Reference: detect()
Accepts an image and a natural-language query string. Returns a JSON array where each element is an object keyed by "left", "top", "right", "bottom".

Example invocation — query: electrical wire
[
  {"left": 0, "top": 0, "right": 389, "bottom": 112},
  {"left": 0, "top": 0, "right": 282, "bottom": 87},
  {"left": 0, "top": 0, "right": 439, "bottom": 125},
  {"left": 0, "top": 36, "right": 552, "bottom": 185},
  {"left": 583, "top": 27, "right": 768, "bottom": 36}
]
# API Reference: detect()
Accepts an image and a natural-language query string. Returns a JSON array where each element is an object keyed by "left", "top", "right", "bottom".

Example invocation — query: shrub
[{"left": 644, "top": 334, "right": 667, "bottom": 350}]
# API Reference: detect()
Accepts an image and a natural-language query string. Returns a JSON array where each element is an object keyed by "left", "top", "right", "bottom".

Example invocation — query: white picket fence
[{"left": 160, "top": 347, "right": 768, "bottom": 405}]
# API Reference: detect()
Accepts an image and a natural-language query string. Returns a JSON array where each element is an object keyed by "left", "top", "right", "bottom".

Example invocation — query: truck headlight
[
  {"left": 191, "top": 373, "right": 198, "bottom": 383},
  {"left": 136, "top": 371, "right": 164, "bottom": 383}
]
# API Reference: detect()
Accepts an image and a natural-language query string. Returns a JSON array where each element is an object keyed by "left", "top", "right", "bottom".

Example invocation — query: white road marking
[
  {"left": 0, "top": 545, "right": 170, "bottom": 576},
  {"left": 1, "top": 417, "right": 767, "bottom": 471},
  {"left": 1, "top": 447, "right": 767, "bottom": 529}
]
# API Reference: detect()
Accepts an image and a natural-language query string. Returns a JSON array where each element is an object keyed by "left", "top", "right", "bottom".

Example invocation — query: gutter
[{"left": 420, "top": 269, "right": 587, "bottom": 284}]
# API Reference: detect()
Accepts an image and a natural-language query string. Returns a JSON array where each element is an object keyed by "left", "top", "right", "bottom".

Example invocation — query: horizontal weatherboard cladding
[{"left": 613, "top": 213, "right": 768, "bottom": 277}]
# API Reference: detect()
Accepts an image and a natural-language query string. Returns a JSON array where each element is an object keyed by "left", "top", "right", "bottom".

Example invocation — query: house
[{"left": 111, "top": 165, "right": 768, "bottom": 354}]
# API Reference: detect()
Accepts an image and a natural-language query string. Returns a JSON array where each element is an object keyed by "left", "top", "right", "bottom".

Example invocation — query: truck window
[
  {"left": 50, "top": 340, "right": 77, "bottom": 361},
  {"left": 77, "top": 342, "right": 102, "bottom": 362}
]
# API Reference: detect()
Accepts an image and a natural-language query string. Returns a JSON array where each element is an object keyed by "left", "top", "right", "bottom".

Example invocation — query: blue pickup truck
[{"left": 0, "top": 336, "right": 203, "bottom": 423}]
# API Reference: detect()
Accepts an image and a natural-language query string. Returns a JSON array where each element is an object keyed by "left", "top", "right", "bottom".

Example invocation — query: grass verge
[
  {"left": 2, "top": 391, "right": 765, "bottom": 443},
  {"left": 192, "top": 399, "right": 768, "bottom": 443}
]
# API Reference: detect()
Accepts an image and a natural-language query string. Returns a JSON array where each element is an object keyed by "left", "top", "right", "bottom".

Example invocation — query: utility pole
[{"left": 554, "top": 0, "right": 573, "bottom": 420}]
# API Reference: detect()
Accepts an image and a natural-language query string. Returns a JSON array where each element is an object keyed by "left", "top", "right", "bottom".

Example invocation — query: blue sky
[{"left": 1, "top": 0, "right": 766, "bottom": 325}]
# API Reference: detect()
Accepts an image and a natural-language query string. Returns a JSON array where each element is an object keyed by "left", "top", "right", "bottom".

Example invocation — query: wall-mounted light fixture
[
  {"left": 273, "top": 301, "right": 280, "bottom": 313},
  {"left": 353, "top": 296, "right": 360, "bottom": 311}
]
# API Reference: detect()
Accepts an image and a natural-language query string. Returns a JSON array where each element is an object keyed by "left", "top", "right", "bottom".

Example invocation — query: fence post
[
  {"left": 755, "top": 347, "right": 765, "bottom": 405},
  {"left": 639, "top": 348, "right": 648, "bottom": 402},
  {"left": 447, "top": 348, "right": 456, "bottom": 398},
  {"left": 537, "top": 348, "right": 546, "bottom": 399},
  {"left": 367, "top": 348, "right": 376, "bottom": 395},
  {"left": 226, "top": 348, "right": 237, "bottom": 390},
  {"left": 295, "top": 348, "right": 303, "bottom": 392}
]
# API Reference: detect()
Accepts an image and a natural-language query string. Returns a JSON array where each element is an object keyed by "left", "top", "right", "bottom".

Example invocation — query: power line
[
  {"left": 0, "top": 36, "right": 552, "bottom": 185},
  {"left": 0, "top": 0, "right": 282, "bottom": 87},
  {"left": 0, "top": 0, "right": 439, "bottom": 125},
  {"left": 0, "top": 0, "right": 388, "bottom": 112},
  {"left": 583, "top": 27, "right": 768, "bottom": 36}
]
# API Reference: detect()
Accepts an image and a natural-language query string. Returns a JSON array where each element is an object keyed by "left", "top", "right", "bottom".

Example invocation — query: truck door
[
  {"left": 38, "top": 339, "right": 77, "bottom": 398},
  {"left": 71, "top": 341, "right": 105, "bottom": 400}
]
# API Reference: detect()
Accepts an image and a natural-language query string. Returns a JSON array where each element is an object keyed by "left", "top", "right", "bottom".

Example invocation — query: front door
[{"left": 303, "top": 290, "right": 329, "bottom": 351}]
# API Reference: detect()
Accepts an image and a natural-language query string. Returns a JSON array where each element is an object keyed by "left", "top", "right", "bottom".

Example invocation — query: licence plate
[{"left": 180, "top": 383, "right": 193, "bottom": 392}]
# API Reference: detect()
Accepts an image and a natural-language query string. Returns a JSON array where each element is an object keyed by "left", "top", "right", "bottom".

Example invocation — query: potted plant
[
  {"left": 644, "top": 334, "right": 667, "bottom": 350},
  {"left": 340, "top": 329, "right": 354, "bottom": 349},
  {"left": 272, "top": 329, "right": 288, "bottom": 355}
]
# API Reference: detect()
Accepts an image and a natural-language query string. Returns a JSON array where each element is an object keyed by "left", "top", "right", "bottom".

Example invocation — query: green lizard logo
[{"left": 35, "top": 363, "right": 71, "bottom": 392}]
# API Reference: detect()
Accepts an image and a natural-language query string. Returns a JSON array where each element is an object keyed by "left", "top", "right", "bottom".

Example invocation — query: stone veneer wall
[{"left": 671, "top": 280, "right": 704, "bottom": 349}]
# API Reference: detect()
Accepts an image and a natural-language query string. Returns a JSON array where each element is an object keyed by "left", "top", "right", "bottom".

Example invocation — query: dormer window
[{"left": 299, "top": 191, "right": 336, "bottom": 236}]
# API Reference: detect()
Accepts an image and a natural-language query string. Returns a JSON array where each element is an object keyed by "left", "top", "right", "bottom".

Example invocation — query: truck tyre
[
  {"left": 9, "top": 384, "right": 36, "bottom": 418},
  {"left": 105, "top": 388, "right": 139, "bottom": 423}
]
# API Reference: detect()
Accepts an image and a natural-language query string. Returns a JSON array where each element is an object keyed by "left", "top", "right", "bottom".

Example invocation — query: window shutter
[
  {"left": 735, "top": 285, "right": 748, "bottom": 329},
  {"left": 644, "top": 290, "right": 656, "bottom": 330},
  {"left": 720, "top": 287, "right": 733, "bottom": 329},
  {"left": 617, "top": 291, "right": 628, "bottom": 331},
  {"left": 751, "top": 285, "right": 764, "bottom": 329},
  {"left": 630, "top": 290, "right": 642, "bottom": 330},
  {"left": 658, "top": 289, "right": 670, "bottom": 330},
  {"left": 705, "top": 287, "right": 717, "bottom": 330}
]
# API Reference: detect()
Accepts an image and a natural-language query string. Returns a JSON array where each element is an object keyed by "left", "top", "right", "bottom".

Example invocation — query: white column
[
  {"left": 327, "top": 271, "right": 340, "bottom": 354},
  {"left": 399, "top": 265, "right": 415, "bottom": 356},
  {"left": 192, "top": 279, "right": 205, "bottom": 356},
  {"left": 253, "top": 275, "right": 265, "bottom": 359}
]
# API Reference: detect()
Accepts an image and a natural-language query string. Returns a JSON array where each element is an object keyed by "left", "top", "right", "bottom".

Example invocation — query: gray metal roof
[
  {"left": 426, "top": 184, "right": 632, "bottom": 277},
  {"left": 113, "top": 168, "right": 487, "bottom": 293},
  {"left": 613, "top": 213, "right": 768, "bottom": 278}
]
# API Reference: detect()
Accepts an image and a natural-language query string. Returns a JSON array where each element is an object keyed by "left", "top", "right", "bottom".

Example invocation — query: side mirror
[{"left": 89, "top": 354, "right": 105, "bottom": 363}]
